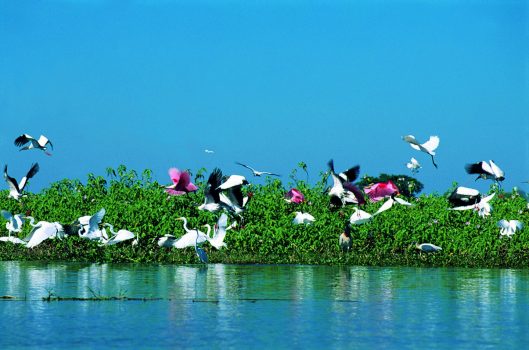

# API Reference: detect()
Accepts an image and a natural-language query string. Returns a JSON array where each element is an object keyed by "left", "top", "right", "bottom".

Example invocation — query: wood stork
[
  {"left": 75, "top": 208, "right": 107, "bottom": 241},
  {"left": 24, "top": 218, "right": 65, "bottom": 248},
  {"left": 339, "top": 223, "right": 352, "bottom": 252},
  {"left": 14, "top": 134, "right": 53, "bottom": 155},
  {"left": 465, "top": 160, "right": 505, "bottom": 186},
  {"left": 4, "top": 163, "right": 39, "bottom": 200},
  {"left": 285, "top": 188, "right": 304, "bottom": 204},
  {"left": 406, "top": 157, "right": 421, "bottom": 174},
  {"left": 1, "top": 210, "right": 26, "bottom": 236},
  {"left": 293, "top": 212, "right": 315, "bottom": 225},
  {"left": 198, "top": 168, "right": 223, "bottom": 212},
  {"left": 364, "top": 180, "right": 399, "bottom": 202},
  {"left": 235, "top": 162, "right": 280, "bottom": 177},
  {"left": 415, "top": 242, "right": 442, "bottom": 252},
  {"left": 327, "top": 159, "right": 364, "bottom": 207},
  {"left": 165, "top": 168, "right": 198, "bottom": 196},
  {"left": 448, "top": 187, "right": 481, "bottom": 207},
  {"left": 498, "top": 220, "right": 523, "bottom": 238},
  {"left": 100, "top": 223, "right": 136, "bottom": 245},
  {"left": 217, "top": 175, "right": 250, "bottom": 215},
  {"left": 403, "top": 135, "right": 440, "bottom": 168},
  {"left": 449, "top": 192, "right": 495, "bottom": 217}
]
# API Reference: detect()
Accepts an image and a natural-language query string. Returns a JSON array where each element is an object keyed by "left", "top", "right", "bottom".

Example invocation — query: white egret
[
  {"left": 349, "top": 201, "right": 395, "bottom": 225},
  {"left": 235, "top": 162, "right": 280, "bottom": 177},
  {"left": 339, "top": 223, "right": 352, "bottom": 252},
  {"left": 24, "top": 219, "right": 65, "bottom": 248},
  {"left": 449, "top": 193, "right": 495, "bottom": 217},
  {"left": 158, "top": 217, "right": 208, "bottom": 249},
  {"left": 293, "top": 212, "right": 315, "bottom": 225},
  {"left": 465, "top": 160, "right": 505, "bottom": 186},
  {"left": 4, "top": 163, "right": 40, "bottom": 200},
  {"left": 415, "top": 242, "right": 442, "bottom": 252},
  {"left": 403, "top": 135, "right": 440, "bottom": 168},
  {"left": 0, "top": 236, "right": 27, "bottom": 245},
  {"left": 498, "top": 220, "right": 523, "bottom": 238},
  {"left": 100, "top": 223, "right": 136, "bottom": 246},
  {"left": 1, "top": 210, "right": 26, "bottom": 236},
  {"left": 202, "top": 213, "right": 232, "bottom": 250},
  {"left": 406, "top": 157, "right": 421, "bottom": 174},
  {"left": 76, "top": 208, "right": 107, "bottom": 241},
  {"left": 14, "top": 134, "right": 53, "bottom": 155}
]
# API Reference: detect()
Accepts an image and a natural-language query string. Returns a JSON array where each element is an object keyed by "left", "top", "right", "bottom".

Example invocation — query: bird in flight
[
  {"left": 165, "top": 168, "right": 198, "bottom": 196},
  {"left": 14, "top": 134, "right": 53, "bottom": 156},
  {"left": 235, "top": 162, "right": 280, "bottom": 177},
  {"left": 4, "top": 163, "right": 40, "bottom": 200},
  {"left": 403, "top": 135, "right": 439, "bottom": 168},
  {"left": 204, "top": 149, "right": 214, "bottom": 154},
  {"left": 465, "top": 160, "right": 505, "bottom": 186},
  {"left": 406, "top": 157, "right": 421, "bottom": 174}
]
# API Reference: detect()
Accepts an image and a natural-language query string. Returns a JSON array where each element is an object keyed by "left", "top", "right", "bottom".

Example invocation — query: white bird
[
  {"left": 448, "top": 186, "right": 481, "bottom": 207},
  {"left": 198, "top": 168, "right": 223, "bottom": 212},
  {"left": 403, "top": 135, "right": 440, "bottom": 168},
  {"left": 327, "top": 159, "right": 364, "bottom": 207},
  {"left": 449, "top": 192, "right": 495, "bottom": 217},
  {"left": 465, "top": 160, "right": 505, "bottom": 186},
  {"left": 4, "top": 163, "right": 40, "bottom": 200},
  {"left": 374, "top": 195, "right": 414, "bottom": 215},
  {"left": 100, "top": 223, "right": 136, "bottom": 246},
  {"left": 406, "top": 157, "right": 421, "bottom": 174},
  {"left": 415, "top": 242, "right": 442, "bottom": 252},
  {"left": 75, "top": 208, "right": 107, "bottom": 241},
  {"left": 24, "top": 219, "right": 65, "bottom": 248},
  {"left": 204, "top": 149, "right": 215, "bottom": 154},
  {"left": 349, "top": 201, "right": 395, "bottom": 225},
  {"left": 498, "top": 220, "right": 523, "bottom": 238},
  {"left": 235, "top": 162, "right": 280, "bottom": 177},
  {"left": 158, "top": 217, "right": 208, "bottom": 248},
  {"left": 1, "top": 210, "right": 26, "bottom": 236},
  {"left": 217, "top": 175, "right": 249, "bottom": 190},
  {"left": 203, "top": 213, "right": 233, "bottom": 250},
  {"left": 217, "top": 175, "right": 250, "bottom": 215},
  {"left": 0, "top": 236, "right": 27, "bottom": 245},
  {"left": 293, "top": 212, "right": 315, "bottom": 225},
  {"left": 14, "top": 134, "right": 53, "bottom": 155}
]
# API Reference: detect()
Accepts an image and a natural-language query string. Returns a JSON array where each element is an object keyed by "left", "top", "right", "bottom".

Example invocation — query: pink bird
[
  {"left": 165, "top": 168, "right": 198, "bottom": 196},
  {"left": 364, "top": 180, "right": 399, "bottom": 202},
  {"left": 285, "top": 188, "right": 305, "bottom": 204}
]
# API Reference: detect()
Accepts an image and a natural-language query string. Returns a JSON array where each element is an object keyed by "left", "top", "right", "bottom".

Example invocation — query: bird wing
[
  {"left": 14, "top": 134, "right": 32, "bottom": 147},
  {"left": 340, "top": 165, "right": 360, "bottom": 182},
  {"left": 4, "top": 165, "right": 20, "bottom": 193},
  {"left": 18, "top": 163, "right": 40, "bottom": 191},
  {"left": 206, "top": 168, "right": 223, "bottom": 203},
  {"left": 218, "top": 175, "right": 247, "bottom": 190},
  {"left": 349, "top": 209, "right": 372, "bottom": 224},
  {"left": 374, "top": 197, "right": 394, "bottom": 216},
  {"left": 25, "top": 223, "right": 57, "bottom": 248},
  {"left": 168, "top": 168, "right": 181, "bottom": 185},
  {"left": 235, "top": 162, "right": 256, "bottom": 173},
  {"left": 421, "top": 136, "right": 440, "bottom": 153},
  {"left": 403, "top": 135, "right": 421, "bottom": 151},
  {"left": 394, "top": 197, "right": 413, "bottom": 206},
  {"left": 260, "top": 171, "right": 281, "bottom": 177},
  {"left": 88, "top": 208, "right": 106, "bottom": 233},
  {"left": 105, "top": 230, "right": 135, "bottom": 245},
  {"left": 497, "top": 219, "right": 510, "bottom": 229},
  {"left": 489, "top": 160, "right": 504, "bottom": 179},
  {"left": 481, "top": 193, "right": 495, "bottom": 204},
  {"left": 343, "top": 182, "right": 365, "bottom": 205}
]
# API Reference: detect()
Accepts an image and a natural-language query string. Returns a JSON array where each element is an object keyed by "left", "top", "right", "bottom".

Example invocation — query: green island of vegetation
[{"left": 1, "top": 165, "right": 528, "bottom": 268}]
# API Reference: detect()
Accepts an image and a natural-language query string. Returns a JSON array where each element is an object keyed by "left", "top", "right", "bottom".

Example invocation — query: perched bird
[
  {"left": 403, "top": 135, "right": 440, "bottom": 168},
  {"left": 406, "top": 157, "right": 421, "bottom": 174},
  {"left": 498, "top": 220, "right": 523, "bottom": 238},
  {"left": 1, "top": 210, "right": 26, "bottom": 236},
  {"left": 75, "top": 208, "right": 107, "bottom": 241},
  {"left": 293, "top": 212, "right": 315, "bottom": 225},
  {"left": 364, "top": 180, "right": 399, "bottom": 202},
  {"left": 198, "top": 168, "right": 223, "bottom": 212},
  {"left": 14, "top": 134, "right": 53, "bottom": 156},
  {"left": 448, "top": 187, "right": 481, "bottom": 207},
  {"left": 100, "top": 223, "right": 136, "bottom": 246},
  {"left": 158, "top": 217, "right": 208, "bottom": 248},
  {"left": 24, "top": 219, "right": 65, "bottom": 248},
  {"left": 4, "top": 163, "right": 40, "bottom": 200},
  {"left": 235, "top": 162, "right": 280, "bottom": 177},
  {"left": 285, "top": 188, "right": 304, "bottom": 204},
  {"left": 327, "top": 159, "right": 364, "bottom": 207},
  {"left": 217, "top": 175, "right": 250, "bottom": 215},
  {"left": 339, "top": 223, "right": 352, "bottom": 252},
  {"left": 415, "top": 242, "right": 442, "bottom": 253},
  {"left": 465, "top": 160, "right": 505, "bottom": 185},
  {"left": 165, "top": 168, "right": 198, "bottom": 196}
]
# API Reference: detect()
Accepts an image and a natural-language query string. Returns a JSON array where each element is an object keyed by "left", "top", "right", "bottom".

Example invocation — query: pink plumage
[
  {"left": 364, "top": 180, "right": 399, "bottom": 202},
  {"left": 285, "top": 188, "right": 305, "bottom": 204},
  {"left": 165, "top": 168, "right": 198, "bottom": 196}
]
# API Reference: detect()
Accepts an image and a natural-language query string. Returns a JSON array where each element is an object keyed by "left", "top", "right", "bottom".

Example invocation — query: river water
[{"left": 1, "top": 262, "right": 528, "bottom": 349}]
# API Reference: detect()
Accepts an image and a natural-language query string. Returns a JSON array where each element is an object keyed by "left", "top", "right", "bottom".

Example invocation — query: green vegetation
[{"left": 1, "top": 164, "right": 528, "bottom": 268}]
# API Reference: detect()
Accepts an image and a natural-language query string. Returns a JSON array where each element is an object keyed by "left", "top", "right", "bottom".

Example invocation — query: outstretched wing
[
  {"left": 88, "top": 208, "right": 106, "bottom": 233},
  {"left": 421, "top": 136, "right": 440, "bottom": 153},
  {"left": 235, "top": 162, "right": 256, "bottom": 173},
  {"left": 4, "top": 165, "right": 20, "bottom": 193},
  {"left": 19, "top": 163, "right": 40, "bottom": 191},
  {"left": 14, "top": 134, "right": 33, "bottom": 147}
]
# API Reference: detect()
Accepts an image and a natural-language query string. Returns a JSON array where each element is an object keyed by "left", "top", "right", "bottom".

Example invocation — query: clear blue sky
[{"left": 1, "top": 0, "right": 528, "bottom": 195}]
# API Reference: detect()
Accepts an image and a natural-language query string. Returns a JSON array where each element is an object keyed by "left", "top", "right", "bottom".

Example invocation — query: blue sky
[{"left": 1, "top": 0, "right": 527, "bottom": 195}]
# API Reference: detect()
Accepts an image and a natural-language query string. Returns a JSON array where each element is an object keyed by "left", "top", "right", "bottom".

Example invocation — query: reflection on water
[{"left": 1, "top": 262, "right": 529, "bottom": 349}]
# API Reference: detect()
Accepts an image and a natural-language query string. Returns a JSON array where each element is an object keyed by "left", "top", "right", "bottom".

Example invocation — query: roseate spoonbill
[
  {"left": 4, "top": 163, "right": 39, "bottom": 200},
  {"left": 339, "top": 223, "right": 352, "bottom": 252},
  {"left": 406, "top": 157, "right": 421, "bottom": 174},
  {"left": 327, "top": 159, "right": 364, "bottom": 207},
  {"left": 75, "top": 208, "right": 107, "bottom": 241},
  {"left": 14, "top": 134, "right": 53, "bottom": 155},
  {"left": 465, "top": 160, "right": 505, "bottom": 185},
  {"left": 293, "top": 212, "right": 315, "bottom": 225},
  {"left": 195, "top": 231, "right": 208, "bottom": 264},
  {"left": 448, "top": 187, "right": 481, "bottom": 207},
  {"left": 285, "top": 188, "right": 304, "bottom": 204},
  {"left": 235, "top": 162, "right": 280, "bottom": 177},
  {"left": 1, "top": 210, "right": 26, "bottom": 236},
  {"left": 100, "top": 224, "right": 136, "bottom": 245},
  {"left": 165, "top": 168, "right": 198, "bottom": 196},
  {"left": 364, "top": 180, "right": 399, "bottom": 202},
  {"left": 158, "top": 217, "right": 208, "bottom": 248},
  {"left": 198, "top": 168, "right": 223, "bottom": 212},
  {"left": 498, "top": 220, "right": 523, "bottom": 238},
  {"left": 24, "top": 219, "right": 65, "bottom": 248},
  {"left": 415, "top": 242, "right": 442, "bottom": 252},
  {"left": 403, "top": 135, "right": 439, "bottom": 168}
]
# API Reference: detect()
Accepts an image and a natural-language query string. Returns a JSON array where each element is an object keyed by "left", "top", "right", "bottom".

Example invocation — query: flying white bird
[
  {"left": 403, "top": 135, "right": 440, "bottom": 168},
  {"left": 4, "top": 163, "right": 40, "bottom": 200},
  {"left": 75, "top": 208, "right": 107, "bottom": 241},
  {"left": 465, "top": 160, "right": 505, "bottom": 186},
  {"left": 406, "top": 157, "right": 421, "bottom": 174},
  {"left": 235, "top": 162, "right": 280, "bottom": 177},
  {"left": 14, "top": 134, "right": 53, "bottom": 155},
  {"left": 1, "top": 210, "right": 26, "bottom": 236},
  {"left": 374, "top": 194, "right": 414, "bottom": 214},
  {"left": 217, "top": 175, "right": 250, "bottom": 215},
  {"left": 198, "top": 168, "right": 223, "bottom": 212},
  {"left": 204, "top": 149, "right": 215, "bottom": 154},
  {"left": 448, "top": 187, "right": 481, "bottom": 207},
  {"left": 497, "top": 220, "right": 523, "bottom": 238},
  {"left": 100, "top": 223, "right": 136, "bottom": 246},
  {"left": 158, "top": 217, "right": 208, "bottom": 248},
  {"left": 24, "top": 219, "right": 65, "bottom": 248},
  {"left": 293, "top": 212, "right": 315, "bottom": 225},
  {"left": 327, "top": 159, "right": 364, "bottom": 208},
  {"left": 415, "top": 242, "right": 442, "bottom": 252},
  {"left": 0, "top": 236, "right": 27, "bottom": 245},
  {"left": 449, "top": 192, "right": 495, "bottom": 217},
  {"left": 202, "top": 213, "right": 235, "bottom": 250}
]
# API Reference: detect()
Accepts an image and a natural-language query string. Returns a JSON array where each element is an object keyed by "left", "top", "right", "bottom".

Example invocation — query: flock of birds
[{"left": 1, "top": 133, "right": 523, "bottom": 263}]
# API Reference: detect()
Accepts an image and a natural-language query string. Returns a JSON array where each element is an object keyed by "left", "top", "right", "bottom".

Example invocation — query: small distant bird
[
  {"left": 235, "top": 162, "right": 280, "bottom": 177},
  {"left": 498, "top": 220, "right": 523, "bottom": 238},
  {"left": 293, "top": 212, "right": 315, "bottom": 225},
  {"left": 14, "top": 134, "right": 53, "bottom": 156},
  {"left": 285, "top": 188, "right": 305, "bottom": 204},
  {"left": 1, "top": 210, "right": 26, "bottom": 237},
  {"left": 364, "top": 180, "right": 399, "bottom": 202},
  {"left": 406, "top": 157, "right": 421, "bottom": 174},
  {"left": 465, "top": 160, "right": 505, "bottom": 185},
  {"left": 4, "top": 163, "right": 40, "bottom": 200},
  {"left": 448, "top": 187, "right": 481, "bottom": 207},
  {"left": 165, "top": 168, "right": 198, "bottom": 196},
  {"left": 415, "top": 242, "right": 442, "bottom": 253},
  {"left": 327, "top": 159, "right": 364, "bottom": 207},
  {"left": 403, "top": 135, "right": 440, "bottom": 168},
  {"left": 204, "top": 149, "right": 215, "bottom": 154},
  {"left": 339, "top": 223, "right": 352, "bottom": 252}
]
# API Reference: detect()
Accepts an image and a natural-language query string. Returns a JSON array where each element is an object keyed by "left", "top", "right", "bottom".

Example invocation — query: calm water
[{"left": 1, "top": 262, "right": 529, "bottom": 349}]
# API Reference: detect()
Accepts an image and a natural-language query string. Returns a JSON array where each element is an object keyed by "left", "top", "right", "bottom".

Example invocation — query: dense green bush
[{"left": 1, "top": 165, "right": 528, "bottom": 267}]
